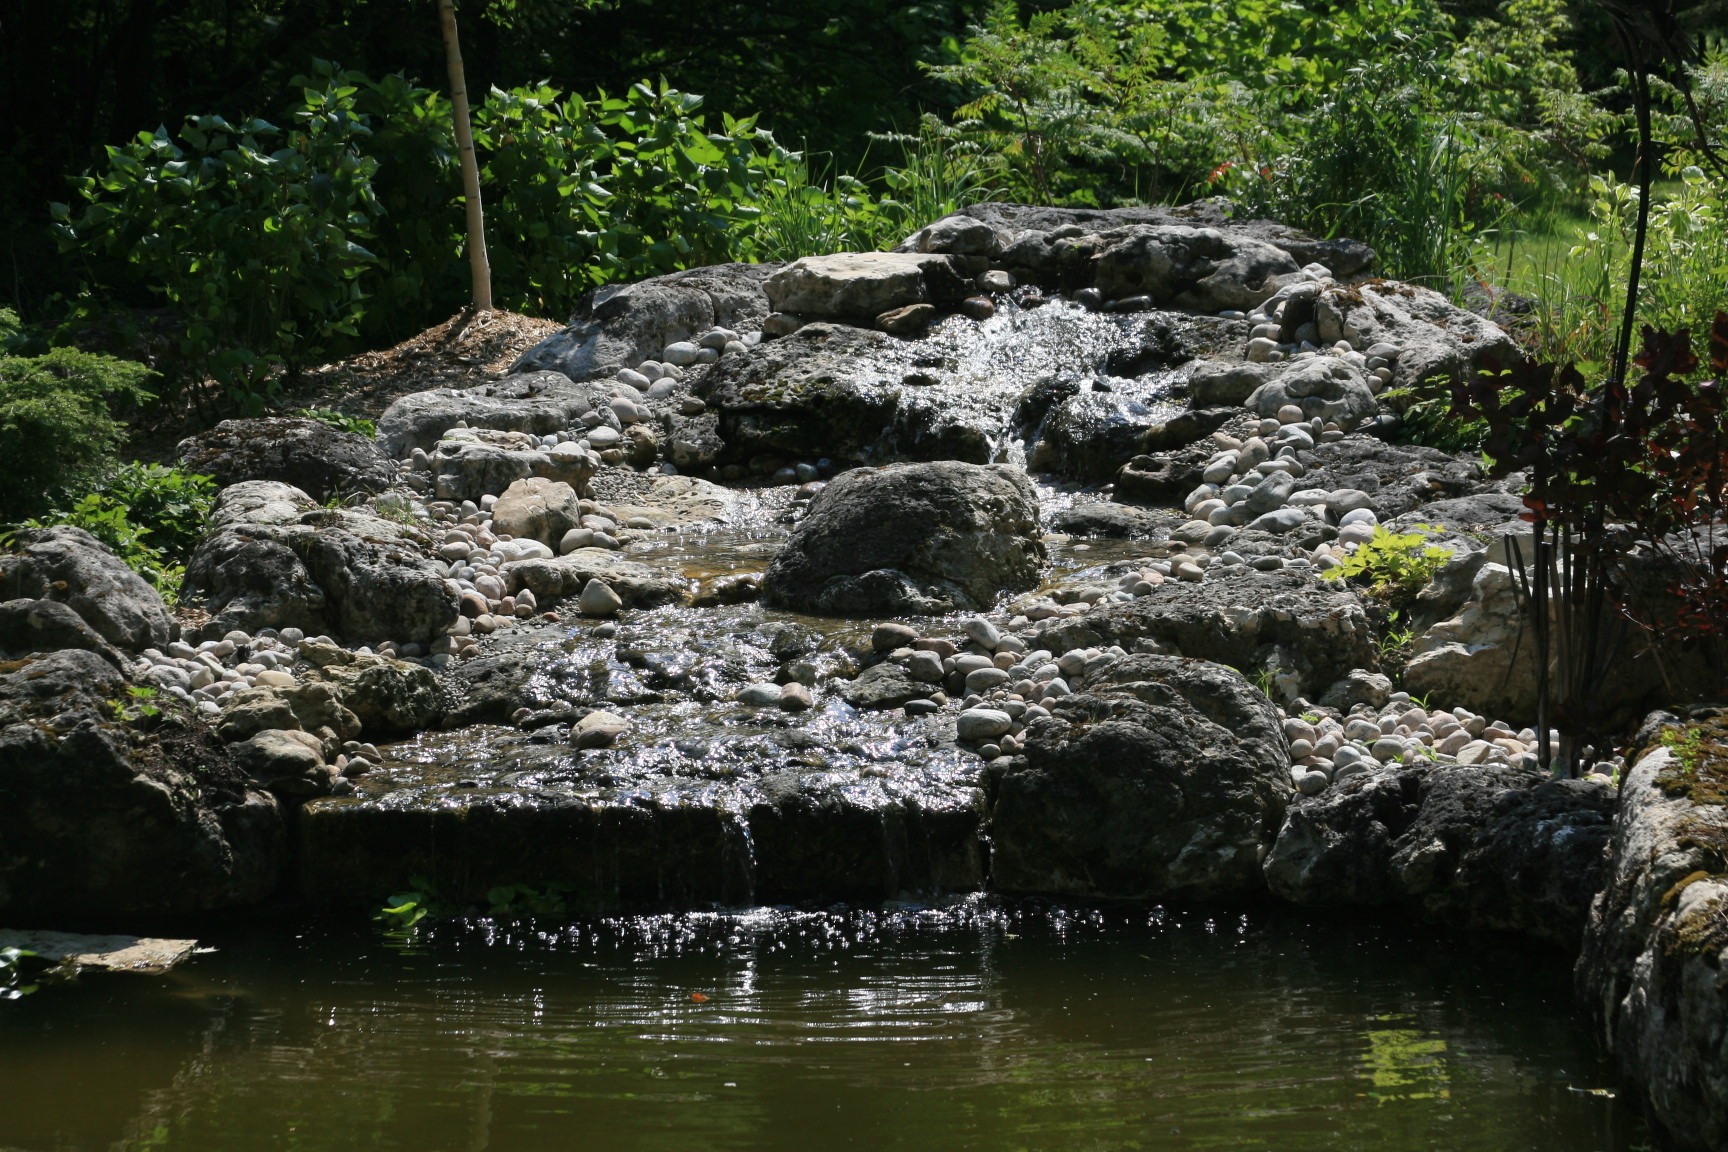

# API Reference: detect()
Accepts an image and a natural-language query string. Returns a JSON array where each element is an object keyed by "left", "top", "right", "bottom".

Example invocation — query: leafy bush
[
  {"left": 52, "top": 71, "right": 384, "bottom": 411},
  {"left": 1322, "top": 525, "right": 1453, "bottom": 601},
  {"left": 10, "top": 462, "right": 217, "bottom": 604},
  {"left": 0, "top": 349, "right": 154, "bottom": 521},
  {"left": 294, "top": 407, "right": 378, "bottom": 438},
  {"left": 473, "top": 79, "right": 784, "bottom": 317},
  {"left": 926, "top": 0, "right": 1604, "bottom": 282}
]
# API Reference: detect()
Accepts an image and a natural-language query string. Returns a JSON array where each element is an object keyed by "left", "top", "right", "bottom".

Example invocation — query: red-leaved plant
[{"left": 1453, "top": 313, "right": 1728, "bottom": 775}]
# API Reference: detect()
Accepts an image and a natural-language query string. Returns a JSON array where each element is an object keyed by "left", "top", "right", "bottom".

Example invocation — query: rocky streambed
[{"left": 2, "top": 200, "right": 1724, "bottom": 1148}]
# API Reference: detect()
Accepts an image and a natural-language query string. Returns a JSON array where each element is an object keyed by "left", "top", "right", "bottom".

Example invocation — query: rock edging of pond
[{"left": 1576, "top": 716, "right": 1728, "bottom": 1152}]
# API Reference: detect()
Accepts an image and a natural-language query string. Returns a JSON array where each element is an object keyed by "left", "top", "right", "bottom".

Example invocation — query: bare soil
[{"left": 126, "top": 307, "right": 564, "bottom": 463}]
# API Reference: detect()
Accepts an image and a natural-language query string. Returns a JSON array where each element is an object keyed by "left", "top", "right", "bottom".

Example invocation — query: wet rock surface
[
  {"left": 299, "top": 605, "right": 985, "bottom": 909},
  {"left": 988, "top": 654, "right": 1290, "bottom": 901},
  {"left": 763, "top": 461, "right": 1045, "bottom": 615}
]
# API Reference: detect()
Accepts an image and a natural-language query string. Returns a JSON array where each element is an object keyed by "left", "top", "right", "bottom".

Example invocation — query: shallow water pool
[{"left": 0, "top": 902, "right": 1652, "bottom": 1151}]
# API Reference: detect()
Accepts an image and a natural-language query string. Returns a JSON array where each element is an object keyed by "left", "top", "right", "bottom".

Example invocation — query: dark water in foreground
[{"left": 0, "top": 902, "right": 1652, "bottom": 1152}]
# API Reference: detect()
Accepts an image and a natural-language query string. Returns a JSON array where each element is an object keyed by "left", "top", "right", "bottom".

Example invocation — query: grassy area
[{"left": 1463, "top": 176, "right": 1728, "bottom": 366}]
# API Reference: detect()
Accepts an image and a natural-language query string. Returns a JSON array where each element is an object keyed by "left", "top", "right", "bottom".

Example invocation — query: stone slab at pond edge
[{"left": 0, "top": 930, "right": 198, "bottom": 975}]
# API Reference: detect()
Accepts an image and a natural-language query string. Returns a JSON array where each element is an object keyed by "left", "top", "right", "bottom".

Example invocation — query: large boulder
[
  {"left": 377, "top": 371, "right": 605, "bottom": 458},
  {"left": 1313, "top": 280, "right": 1516, "bottom": 391},
  {"left": 427, "top": 428, "right": 600, "bottom": 502},
  {"left": 0, "top": 597, "right": 125, "bottom": 669},
  {"left": 1245, "top": 358, "right": 1379, "bottom": 428},
  {"left": 0, "top": 525, "right": 172, "bottom": 652},
  {"left": 0, "top": 649, "right": 285, "bottom": 920},
  {"left": 502, "top": 550, "right": 686, "bottom": 611},
  {"left": 1091, "top": 225, "right": 1304, "bottom": 312},
  {"left": 1031, "top": 569, "right": 1378, "bottom": 704},
  {"left": 898, "top": 202, "right": 1376, "bottom": 293},
  {"left": 764, "top": 252, "right": 970, "bottom": 320},
  {"left": 1401, "top": 561, "right": 1540, "bottom": 721},
  {"left": 490, "top": 477, "right": 585, "bottom": 548},
  {"left": 1292, "top": 436, "right": 1490, "bottom": 519},
  {"left": 182, "top": 481, "right": 457, "bottom": 644},
  {"left": 762, "top": 462, "right": 1045, "bottom": 615},
  {"left": 1265, "top": 762, "right": 1615, "bottom": 948},
  {"left": 1577, "top": 722, "right": 1728, "bottom": 1152},
  {"left": 295, "top": 638, "right": 442, "bottom": 736},
  {"left": 987, "top": 654, "right": 1291, "bottom": 900},
  {"left": 177, "top": 416, "right": 396, "bottom": 501},
  {"left": 510, "top": 263, "right": 777, "bottom": 383}
]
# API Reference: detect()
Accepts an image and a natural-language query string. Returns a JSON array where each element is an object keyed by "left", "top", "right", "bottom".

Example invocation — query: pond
[{"left": 0, "top": 901, "right": 1652, "bottom": 1151}]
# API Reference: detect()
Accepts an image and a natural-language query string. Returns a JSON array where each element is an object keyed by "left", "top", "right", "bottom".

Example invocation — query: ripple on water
[{"left": 0, "top": 902, "right": 1650, "bottom": 1152}]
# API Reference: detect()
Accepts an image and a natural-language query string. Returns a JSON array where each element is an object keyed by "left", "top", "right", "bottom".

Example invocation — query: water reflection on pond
[{"left": 0, "top": 902, "right": 1651, "bottom": 1152}]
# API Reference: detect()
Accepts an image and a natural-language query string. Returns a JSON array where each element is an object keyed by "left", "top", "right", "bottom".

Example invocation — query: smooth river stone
[{"left": 955, "top": 709, "right": 1013, "bottom": 741}]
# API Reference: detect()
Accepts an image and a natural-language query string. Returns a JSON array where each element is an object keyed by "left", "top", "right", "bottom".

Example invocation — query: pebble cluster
[
  {"left": 416, "top": 490, "right": 659, "bottom": 646},
  {"left": 131, "top": 629, "right": 384, "bottom": 771},
  {"left": 1279, "top": 694, "right": 1620, "bottom": 794}
]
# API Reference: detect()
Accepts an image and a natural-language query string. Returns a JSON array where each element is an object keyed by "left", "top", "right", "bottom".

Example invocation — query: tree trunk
[{"left": 439, "top": 0, "right": 492, "bottom": 311}]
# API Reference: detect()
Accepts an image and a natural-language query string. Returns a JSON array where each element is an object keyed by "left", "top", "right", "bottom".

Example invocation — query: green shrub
[
  {"left": 1322, "top": 525, "right": 1453, "bottom": 601},
  {"left": 926, "top": 0, "right": 1604, "bottom": 283},
  {"left": 52, "top": 71, "right": 384, "bottom": 411},
  {"left": 294, "top": 407, "right": 378, "bottom": 438},
  {"left": 473, "top": 79, "right": 786, "bottom": 317},
  {"left": 0, "top": 349, "right": 154, "bottom": 521},
  {"left": 10, "top": 462, "right": 217, "bottom": 604}
]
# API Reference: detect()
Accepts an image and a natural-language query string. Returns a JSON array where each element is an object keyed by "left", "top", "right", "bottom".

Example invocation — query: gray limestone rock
[
  {"left": 762, "top": 461, "right": 1045, "bottom": 616},
  {"left": 378, "top": 372, "right": 603, "bottom": 458},
  {"left": 1576, "top": 733, "right": 1728, "bottom": 1152},
  {"left": 989, "top": 654, "right": 1290, "bottom": 900},
  {"left": 183, "top": 482, "right": 456, "bottom": 644},
  {"left": 0, "top": 525, "right": 173, "bottom": 652},
  {"left": 0, "top": 649, "right": 285, "bottom": 919},
  {"left": 1265, "top": 762, "right": 1614, "bottom": 949},
  {"left": 1032, "top": 569, "right": 1376, "bottom": 703},
  {"left": 510, "top": 263, "right": 777, "bottom": 383},
  {"left": 178, "top": 416, "right": 396, "bottom": 501},
  {"left": 765, "top": 252, "right": 969, "bottom": 320}
]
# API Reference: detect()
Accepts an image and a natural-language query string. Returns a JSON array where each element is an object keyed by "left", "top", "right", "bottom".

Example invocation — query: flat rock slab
[
  {"left": 0, "top": 930, "right": 197, "bottom": 974},
  {"left": 299, "top": 721, "right": 985, "bottom": 911},
  {"left": 766, "top": 252, "right": 970, "bottom": 319}
]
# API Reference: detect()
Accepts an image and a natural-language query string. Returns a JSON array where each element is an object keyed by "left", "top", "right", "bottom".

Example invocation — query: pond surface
[{"left": 0, "top": 902, "right": 1652, "bottom": 1152}]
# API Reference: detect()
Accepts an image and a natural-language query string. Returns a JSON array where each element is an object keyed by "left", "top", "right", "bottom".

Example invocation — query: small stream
[{"left": 0, "top": 903, "right": 1651, "bottom": 1151}]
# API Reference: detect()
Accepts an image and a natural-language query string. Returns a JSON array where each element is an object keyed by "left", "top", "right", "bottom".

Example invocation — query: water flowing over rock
[
  {"left": 988, "top": 654, "right": 1290, "bottom": 901},
  {"left": 1577, "top": 728, "right": 1728, "bottom": 1152},
  {"left": 298, "top": 607, "right": 984, "bottom": 910},
  {"left": 178, "top": 416, "right": 397, "bottom": 501},
  {"left": 762, "top": 461, "right": 1044, "bottom": 615},
  {"left": 0, "top": 525, "right": 173, "bottom": 652}
]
